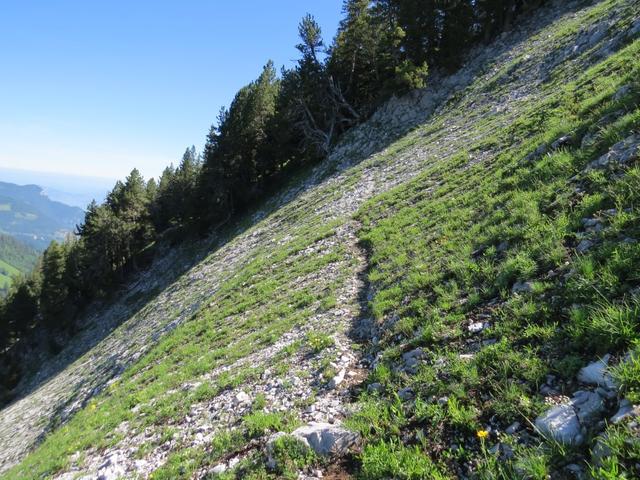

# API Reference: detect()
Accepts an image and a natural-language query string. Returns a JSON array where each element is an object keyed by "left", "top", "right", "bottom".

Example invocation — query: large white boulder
[
  {"left": 291, "top": 423, "right": 360, "bottom": 457},
  {"left": 535, "top": 404, "right": 583, "bottom": 445}
]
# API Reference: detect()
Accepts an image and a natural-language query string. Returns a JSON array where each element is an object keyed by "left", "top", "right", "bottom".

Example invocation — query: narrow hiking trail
[{"left": 2, "top": 0, "right": 638, "bottom": 477}]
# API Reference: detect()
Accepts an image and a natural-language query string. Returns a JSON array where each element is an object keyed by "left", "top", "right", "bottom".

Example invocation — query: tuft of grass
[
  {"left": 360, "top": 440, "right": 448, "bottom": 480},
  {"left": 305, "top": 331, "right": 334, "bottom": 353}
]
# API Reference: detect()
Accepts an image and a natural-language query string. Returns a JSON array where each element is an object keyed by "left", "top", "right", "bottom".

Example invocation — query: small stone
[
  {"left": 402, "top": 348, "right": 423, "bottom": 362},
  {"left": 468, "top": 322, "right": 485, "bottom": 333},
  {"left": 329, "top": 369, "right": 346, "bottom": 389},
  {"left": 234, "top": 391, "right": 251, "bottom": 406},
  {"left": 512, "top": 281, "right": 534, "bottom": 294},
  {"left": 576, "top": 239, "right": 594, "bottom": 253},
  {"left": 210, "top": 464, "right": 227, "bottom": 475},
  {"left": 551, "top": 135, "right": 572, "bottom": 150},
  {"left": 565, "top": 463, "right": 586, "bottom": 480},
  {"left": 367, "top": 382, "right": 382, "bottom": 393},
  {"left": 585, "top": 133, "right": 640, "bottom": 170},
  {"left": 613, "top": 84, "right": 631, "bottom": 102},
  {"left": 505, "top": 421, "right": 521, "bottom": 435},
  {"left": 398, "top": 387, "right": 414, "bottom": 401},
  {"left": 592, "top": 434, "right": 611, "bottom": 465}
]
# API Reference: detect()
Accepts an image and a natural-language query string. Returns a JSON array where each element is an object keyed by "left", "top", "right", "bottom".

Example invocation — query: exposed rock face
[
  {"left": 585, "top": 133, "right": 640, "bottom": 170},
  {"left": 535, "top": 353, "right": 633, "bottom": 446},
  {"left": 96, "top": 452, "right": 127, "bottom": 480}
]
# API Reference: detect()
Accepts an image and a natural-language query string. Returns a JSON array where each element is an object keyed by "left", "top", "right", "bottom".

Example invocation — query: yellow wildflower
[{"left": 476, "top": 429, "right": 489, "bottom": 440}]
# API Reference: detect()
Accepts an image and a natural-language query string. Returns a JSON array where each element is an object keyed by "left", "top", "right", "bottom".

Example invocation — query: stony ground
[{"left": 1, "top": 0, "right": 639, "bottom": 478}]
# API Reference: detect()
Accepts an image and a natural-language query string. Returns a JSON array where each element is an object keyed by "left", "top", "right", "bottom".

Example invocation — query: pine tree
[{"left": 40, "top": 241, "right": 69, "bottom": 329}]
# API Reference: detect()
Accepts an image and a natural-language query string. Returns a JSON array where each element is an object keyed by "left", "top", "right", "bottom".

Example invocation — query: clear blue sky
[{"left": 0, "top": 1, "right": 342, "bottom": 182}]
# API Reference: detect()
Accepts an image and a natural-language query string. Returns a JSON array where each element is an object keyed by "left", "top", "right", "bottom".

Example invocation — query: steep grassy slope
[
  {"left": 353, "top": 30, "right": 640, "bottom": 480},
  {"left": 1, "top": 0, "right": 639, "bottom": 478}
]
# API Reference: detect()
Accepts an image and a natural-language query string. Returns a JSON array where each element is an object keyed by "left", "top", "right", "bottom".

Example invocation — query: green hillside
[
  {"left": 0, "top": 182, "right": 84, "bottom": 250},
  {"left": 1, "top": 0, "right": 640, "bottom": 479},
  {"left": 0, "top": 235, "right": 38, "bottom": 295}
]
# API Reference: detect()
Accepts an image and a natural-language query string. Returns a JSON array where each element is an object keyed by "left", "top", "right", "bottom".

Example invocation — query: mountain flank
[
  {"left": 2, "top": 0, "right": 640, "bottom": 479},
  {"left": 0, "top": 181, "right": 84, "bottom": 249}
]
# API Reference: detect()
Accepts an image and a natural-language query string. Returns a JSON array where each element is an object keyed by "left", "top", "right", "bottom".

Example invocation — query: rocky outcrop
[
  {"left": 535, "top": 353, "right": 638, "bottom": 447},
  {"left": 585, "top": 133, "right": 640, "bottom": 171},
  {"left": 265, "top": 423, "right": 360, "bottom": 471},
  {"left": 291, "top": 423, "right": 360, "bottom": 457}
]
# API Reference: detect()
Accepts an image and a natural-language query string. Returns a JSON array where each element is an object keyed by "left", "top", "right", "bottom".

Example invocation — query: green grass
[
  {"left": 351, "top": 32, "right": 640, "bottom": 479},
  {"left": 3, "top": 214, "right": 354, "bottom": 479},
  {"left": 3, "top": 1, "right": 640, "bottom": 479}
]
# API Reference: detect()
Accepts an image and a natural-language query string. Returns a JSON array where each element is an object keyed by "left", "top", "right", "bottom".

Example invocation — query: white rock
[
  {"left": 329, "top": 369, "right": 346, "bottom": 389},
  {"left": 535, "top": 403, "right": 583, "bottom": 445},
  {"left": 577, "top": 355, "right": 616, "bottom": 389},
  {"left": 97, "top": 453, "right": 127, "bottom": 480},
  {"left": 234, "top": 391, "right": 251, "bottom": 406},
  {"left": 610, "top": 399, "right": 637, "bottom": 424},
  {"left": 291, "top": 423, "right": 360, "bottom": 456},
  {"left": 468, "top": 322, "right": 485, "bottom": 333},
  {"left": 210, "top": 463, "right": 227, "bottom": 475}
]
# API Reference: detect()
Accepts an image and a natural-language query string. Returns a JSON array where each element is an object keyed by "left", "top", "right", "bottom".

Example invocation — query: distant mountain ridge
[
  {"left": 0, "top": 167, "right": 114, "bottom": 209},
  {"left": 0, "top": 181, "right": 84, "bottom": 249}
]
